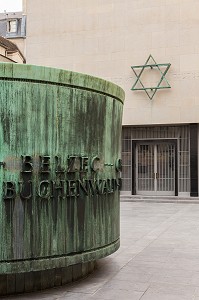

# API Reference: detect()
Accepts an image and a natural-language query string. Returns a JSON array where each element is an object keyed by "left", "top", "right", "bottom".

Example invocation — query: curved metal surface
[{"left": 0, "top": 63, "right": 124, "bottom": 274}]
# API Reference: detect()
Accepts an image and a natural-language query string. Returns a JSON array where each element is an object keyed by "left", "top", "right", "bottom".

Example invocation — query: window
[{"left": 7, "top": 20, "right": 17, "bottom": 33}]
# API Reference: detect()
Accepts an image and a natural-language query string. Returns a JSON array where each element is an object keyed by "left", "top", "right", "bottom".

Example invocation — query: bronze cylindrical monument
[{"left": 0, "top": 63, "right": 124, "bottom": 294}]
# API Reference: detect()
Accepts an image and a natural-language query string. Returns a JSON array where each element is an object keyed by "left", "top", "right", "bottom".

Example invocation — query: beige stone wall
[
  {"left": 24, "top": 0, "right": 199, "bottom": 125},
  {"left": 9, "top": 38, "right": 25, "bottom": 56}
]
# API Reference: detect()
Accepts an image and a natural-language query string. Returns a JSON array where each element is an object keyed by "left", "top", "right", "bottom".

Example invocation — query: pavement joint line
[
  {"left": 139, "top": 285, "right": 151, "bottom": 299},
  {"left": 91, "top": 262, "right": 131, "bottom": 296}
]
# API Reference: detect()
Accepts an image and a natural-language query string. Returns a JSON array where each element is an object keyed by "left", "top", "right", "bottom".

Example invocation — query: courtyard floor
[{"left": 3, "top": 201, "right": 199, "bottom": 300}]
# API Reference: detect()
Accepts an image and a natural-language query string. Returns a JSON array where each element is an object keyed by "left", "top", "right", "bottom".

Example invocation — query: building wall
[
  {"left": 9, "top": 38, "right": 25, "bottom": 55},
  {"left": 24, "top": 0, "right": 199, "bottom": 126},
  {"left": 24, "top": 0, "right": 199, "bottom": 196}
]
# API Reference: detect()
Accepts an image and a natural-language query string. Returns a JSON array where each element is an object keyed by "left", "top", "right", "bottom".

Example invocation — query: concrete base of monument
[{"left": 0, "top": 261, "right": 97, "bottom": 295}]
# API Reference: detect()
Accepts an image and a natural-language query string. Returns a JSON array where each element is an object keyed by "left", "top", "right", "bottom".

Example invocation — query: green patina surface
[{"left": 0, "top": 63, "right": 124, "bottom": 274}]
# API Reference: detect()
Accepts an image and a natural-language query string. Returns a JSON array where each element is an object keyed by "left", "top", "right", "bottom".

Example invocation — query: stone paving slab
[{"left": 3, "top": 201, "right": 199, "bottom": 300}]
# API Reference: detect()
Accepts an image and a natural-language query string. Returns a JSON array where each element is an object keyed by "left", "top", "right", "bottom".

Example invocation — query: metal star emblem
[{"left": 131, "top": 55, "right": 171, "bottom": 100}]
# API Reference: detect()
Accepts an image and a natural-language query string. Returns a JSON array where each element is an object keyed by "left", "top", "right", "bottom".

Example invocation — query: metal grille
[
  {"left": 178, "top": 126, "right": 190, "bottom": 192},
  {"left": 136, "top": 143, "right": 175, "bottom": 195},
  {"left": 122, "top": 135, "right": 131, "bottom": 191},
  {"left": 121, "top": 125, "right": 190, "bottom": 193},
  {"left": 156, "top": 144, "right": 175, "bottom": 192},
  {"left": 137, "top": 144, "right": 154, "bottom": 192}
]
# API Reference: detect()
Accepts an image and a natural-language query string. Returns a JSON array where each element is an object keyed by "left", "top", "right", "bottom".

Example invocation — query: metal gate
[{"left": 136, "top": 142, "right": 175, "bottom": 195}]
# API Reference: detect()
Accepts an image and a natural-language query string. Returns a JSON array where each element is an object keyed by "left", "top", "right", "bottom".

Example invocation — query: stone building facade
[{"left": 23, "top": 0, "right": 199, "bottom": 197}]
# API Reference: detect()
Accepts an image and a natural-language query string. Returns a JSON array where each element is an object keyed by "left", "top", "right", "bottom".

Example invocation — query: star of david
[{"left": 131, "top": 55, "right": 171, "bottom": 100}]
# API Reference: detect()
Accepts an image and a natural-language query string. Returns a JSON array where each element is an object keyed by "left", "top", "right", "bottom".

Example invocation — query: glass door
[{"left": 136, "top": 142, "right": 175, "bottom": 195}]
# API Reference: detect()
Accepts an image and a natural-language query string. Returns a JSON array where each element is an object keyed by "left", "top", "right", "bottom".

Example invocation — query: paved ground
[{"left": 4, "top": 201, "right": 199, "bottom": 300}]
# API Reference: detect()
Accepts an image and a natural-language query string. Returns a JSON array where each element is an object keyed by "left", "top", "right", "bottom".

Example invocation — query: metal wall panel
[{"left": 122, "top": 125, "right": 190, "bottom": 194}]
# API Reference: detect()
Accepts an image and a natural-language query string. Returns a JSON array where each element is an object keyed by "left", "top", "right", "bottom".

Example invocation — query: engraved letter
[
  {"left": 40, "top": 156, "right": 50, "bottom": 173},
  {"left": 21, "top": 155, "right": 33, "bottom": 173},
  {"left": 66, "top": 180, "right": 78, "bottom": 197},
  {"left": 81, "top": 157, "right": 88, "bottom": 172},
  {"left": 4, "top": 182, "right": 16, "bottom": 200},
  {"left": 38, "top": 180, "right": 51, "bottom": 198},
  {"left": 90, "top": 156, "right": 100, "bottom": 172},
  {"left": 19, "top": 180, "right": 32, "bottom": 200}
]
